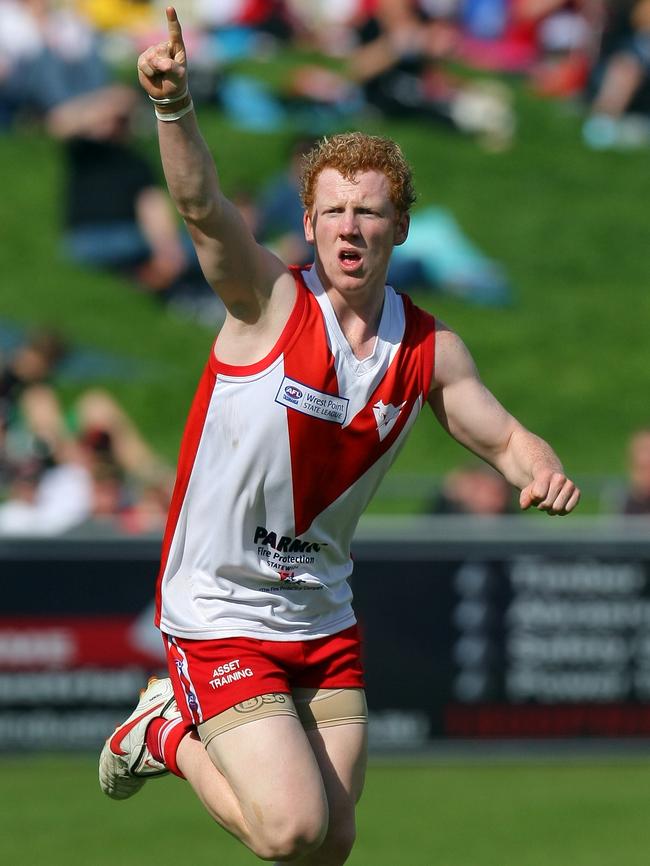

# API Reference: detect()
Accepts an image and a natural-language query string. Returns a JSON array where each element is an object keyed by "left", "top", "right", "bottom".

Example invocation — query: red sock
[{"left": 146, "top": 716, "right": 191, "bottom": 778}]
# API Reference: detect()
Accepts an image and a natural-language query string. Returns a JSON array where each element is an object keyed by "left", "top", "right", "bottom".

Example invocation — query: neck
[
  {"left": 327, "top": 286, "right": 385, "bottom": 337},
  {"left": 313, "top": 263, "right": 386, "bottom": 360},
  {"left": 314, "top": 260, "right": 386, "bottom": 323}
]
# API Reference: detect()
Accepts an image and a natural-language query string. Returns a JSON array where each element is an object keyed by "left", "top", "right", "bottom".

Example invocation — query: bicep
[
  {"left": 187, "top": 196, "right": 257, "bottom": 284},
  {"left": 428, "top": 328, "right": 520, "bottom": 466},
  {"left": 186, "top": 196, "right": 285, "bottom": 318}
]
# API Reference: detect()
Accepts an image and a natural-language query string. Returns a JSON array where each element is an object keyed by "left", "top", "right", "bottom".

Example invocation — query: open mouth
[{"left": 339, "top": 250, "right": 362, "bottom": 270}]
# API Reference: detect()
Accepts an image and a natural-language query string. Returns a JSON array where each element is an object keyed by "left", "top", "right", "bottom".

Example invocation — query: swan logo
[{"left": 373, "top": 400, "right": 406, "bottom": 441}]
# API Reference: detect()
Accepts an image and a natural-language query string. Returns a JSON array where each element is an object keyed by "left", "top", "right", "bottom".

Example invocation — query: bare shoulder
[
  {"left": 233, "top": 243, "right": 296, "bottom": 320},
  {"left": 214, "top": 257, "right": 298, "bottom": 367},
  {"left": 432, "top": 319, "right": 479, "bottom": 391}
]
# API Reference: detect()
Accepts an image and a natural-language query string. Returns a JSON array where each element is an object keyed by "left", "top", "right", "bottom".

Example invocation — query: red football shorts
[{"left": 164, "top": 624, "right": 365, "bottom": 726}]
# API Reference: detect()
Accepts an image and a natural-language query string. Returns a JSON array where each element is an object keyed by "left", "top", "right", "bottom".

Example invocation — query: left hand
[{"left": 519, "top": 469, "right": 580, "bottom": 516}]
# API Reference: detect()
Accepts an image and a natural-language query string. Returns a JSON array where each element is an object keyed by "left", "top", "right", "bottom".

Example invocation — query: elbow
[{"left": 175, "top": 192, "right": 221, "bottom": 227}]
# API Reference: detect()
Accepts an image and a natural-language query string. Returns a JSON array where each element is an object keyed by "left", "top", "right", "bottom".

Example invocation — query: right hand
[
  {"left": 137, "top": 6, "right": 187, "bottom": 100},
  {"left": 519, "top": 468, "right": 580, "bottom": 516}
]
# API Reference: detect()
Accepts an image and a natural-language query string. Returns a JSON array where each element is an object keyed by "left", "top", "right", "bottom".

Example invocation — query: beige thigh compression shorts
[{"left": 198, "top": 688, "right": 367, "bottom": 748}]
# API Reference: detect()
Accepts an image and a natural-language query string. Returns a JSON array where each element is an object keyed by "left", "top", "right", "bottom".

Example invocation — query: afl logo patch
[
  {"left": 284, "top": 385, "right": 303, "bottom": 403},
  {"left": 275, "top": 376, "right": 348, "bottom": 424}
]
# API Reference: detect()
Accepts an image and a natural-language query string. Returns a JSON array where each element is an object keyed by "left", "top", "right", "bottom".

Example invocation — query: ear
[
  {"left": 393, "top": 212, "right": 410, "bottom": 247},
  {"left": 303, "top": 210, "right": 315, "bottom": 245}
]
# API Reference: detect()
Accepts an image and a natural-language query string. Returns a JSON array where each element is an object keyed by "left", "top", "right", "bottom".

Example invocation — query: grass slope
[
  {"left": 2, "top": 85, "right": 649, "bottom": 489},
  {"left": 2, "top": 755, "right": 650, "bottom": 865}
]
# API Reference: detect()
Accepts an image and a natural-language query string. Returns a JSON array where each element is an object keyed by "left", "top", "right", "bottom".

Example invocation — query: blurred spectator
[
  {"left": 0, "top": 0, "right": 40, "bottom": 126},
  {"left": 389, "top": 205, "right": 512, "bottom": 303},
  {"left": 0, "top": 393, "right": 171, "bottom": 537},
  {"left": 118, "top": 478, "right": 170, "bottom": 535},
  {"left": 190, "top": 0, "right": 296, "bottom": 67},
  {"left": 582, "top": 0, "right": 650, "bottom": 148},
  {"left": 525, "top": 0, "right": 595, "bottom": 98},
  {"left": 0, "top": 332, "right": 67, "bottom": 518},
  {"left": 285, "top": 0, "right": 368, "bottom": 55},
  {"left": 194, "top": 0, "right": 295, "bottom": 39},
  {"left": 0, "top": 1, "right": 222, "bottom": 324},
  {"left": 58, "top": 90, "right": 224, "bottom": 322},
  {"left": 73, "top": 388, "right": 173, "bottom": 489},
  {"left": 349, "top": 0, "right": 516, "bottom": 147},
  {"left": 458, "top": 0, "right": 592, "bottom": 82},
  {"left": 0, "top": 329, "right": 173, "bottom": 535},
  {"left": 622, "top": 428, "right": 650, "bottom": 514},
  {"left": 56, "top": 92, "right": 224, "bottom": 325},
  {"left": 256, "top": 136, "right": 317, "bottom": 266},
  {"left": 0, "top": 378, "right": 93, "bottom": 535},
  {"left": 0, "top": 0, "right": 116, "bottom": 126},
  {"left": 75, "top": 0, "right": 155, "bottom": 33},
  {"left": 429, "top": 463, "right": 516, "bottom": 514},
  {"left": 57, "top": 93, "right": 179, "bottom": 277},
  {"left": 0, "top": 441, "right": 93, "bottom": 535},
  {"left": 0, "top": 327, "right": 68, "bottom": 427},
  {"left": 58, "top": 391, "right": 173, "bottom": 535}
]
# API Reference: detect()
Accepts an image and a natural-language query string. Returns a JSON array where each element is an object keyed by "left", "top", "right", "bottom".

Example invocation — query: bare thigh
[
  {"left": 291, "top": 723, "right": 368, "bottom": 865},
  {"left": 307, "top": 722, "right": 367, "bottom": 808},
  {"left": 205, "top": 713, "right": 329, "bottom": 861}
]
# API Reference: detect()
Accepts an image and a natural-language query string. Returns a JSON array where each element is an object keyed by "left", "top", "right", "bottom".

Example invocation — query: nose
[{"left": 339, "top": 208, "right": 359, "bottom": 238}]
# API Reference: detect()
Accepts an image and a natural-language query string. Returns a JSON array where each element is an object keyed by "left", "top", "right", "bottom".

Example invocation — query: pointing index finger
[{"left": 166, "top": 6, "right": 183, "bottom": 50}]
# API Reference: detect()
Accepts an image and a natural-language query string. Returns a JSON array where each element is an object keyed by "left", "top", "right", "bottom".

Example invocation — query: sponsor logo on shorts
[
  {"left": 234, "top": 694, "right": 289, "bottom": 714},
  {"left": 209, "top": 658, "right": 254, "bottom": 690}
]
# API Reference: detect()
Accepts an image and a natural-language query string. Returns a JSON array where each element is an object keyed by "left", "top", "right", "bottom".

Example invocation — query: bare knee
[{"left": 251, "top": 812, "right": 328, "bottom": 862}]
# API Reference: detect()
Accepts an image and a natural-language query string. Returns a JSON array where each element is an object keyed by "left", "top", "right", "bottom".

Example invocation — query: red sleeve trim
[{"left": 400, "top": 292, "right": 436, "bottom": 399}]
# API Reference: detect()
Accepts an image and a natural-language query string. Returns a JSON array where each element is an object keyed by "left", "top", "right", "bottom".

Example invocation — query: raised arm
[
  {"left": 136, "top": 7, "right": 293, "bottom": 326},
  {"left": 428, "top": 323, "right": 580, "bottom": 515}
]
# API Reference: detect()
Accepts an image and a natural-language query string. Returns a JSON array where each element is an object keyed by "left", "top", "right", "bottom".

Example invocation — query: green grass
[
  {"left": 3, "top": 755, "right": 650, "bottom": 865},
  {"left": 3, "top": 73, "right": 650, "bottom": 494}
]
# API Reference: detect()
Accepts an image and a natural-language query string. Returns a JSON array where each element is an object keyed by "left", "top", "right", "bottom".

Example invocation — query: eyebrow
[{"left": 321, "top": 199, "right": 386, "bottom": 211}]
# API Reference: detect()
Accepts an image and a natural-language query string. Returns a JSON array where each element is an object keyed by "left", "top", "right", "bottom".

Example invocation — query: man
[{"left": 99, "top": 7, "right": 580, "bottom": 865}]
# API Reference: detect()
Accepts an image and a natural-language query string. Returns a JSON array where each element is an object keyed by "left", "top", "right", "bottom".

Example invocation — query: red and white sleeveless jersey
[{"left": 155, "top": 266, "right": 435, "bottom": 641}]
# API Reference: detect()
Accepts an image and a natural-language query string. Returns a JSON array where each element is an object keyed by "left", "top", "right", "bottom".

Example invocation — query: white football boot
[{"left": 99, "top": 676, "right": 180, "bottom": 800}]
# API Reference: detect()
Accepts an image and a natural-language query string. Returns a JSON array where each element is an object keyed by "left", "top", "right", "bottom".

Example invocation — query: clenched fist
[{"left": 519, "top": 469, "right": 580, "bottom": 516}]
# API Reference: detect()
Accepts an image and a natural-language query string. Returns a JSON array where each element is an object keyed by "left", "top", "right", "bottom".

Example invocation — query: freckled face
[{"left": 303, "top": 169, "right": 409, "bottom": 301}]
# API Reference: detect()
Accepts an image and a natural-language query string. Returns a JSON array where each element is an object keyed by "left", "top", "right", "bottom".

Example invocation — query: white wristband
[
  {"left": 155, "top": 99, "right": 194, "bottom": 122},
  {"left": 149, "top": 87, "right": 189, "bottom": 105}
]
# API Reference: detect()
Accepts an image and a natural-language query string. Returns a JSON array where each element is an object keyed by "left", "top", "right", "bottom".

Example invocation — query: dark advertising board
[
  {"left": 354, "top": 518, "right": 650, "bottom": 749},
  {"left": 0, "top": 539, "right": 166, "bottom": 751},
  {"left": 1, "top": 518, "right": 650, "bottom": 751}
]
